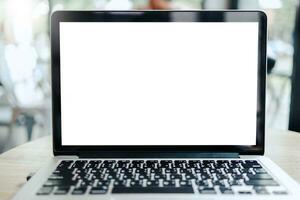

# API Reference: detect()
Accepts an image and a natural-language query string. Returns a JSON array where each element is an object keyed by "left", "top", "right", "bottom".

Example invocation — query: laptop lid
[{"left": 51, "top": 11, "right": 267, "bottom": 157}]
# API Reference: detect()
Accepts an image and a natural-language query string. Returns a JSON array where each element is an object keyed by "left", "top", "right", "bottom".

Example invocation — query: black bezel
[{"left": 51, "top": 10, "right": 267, "bottom": 157}]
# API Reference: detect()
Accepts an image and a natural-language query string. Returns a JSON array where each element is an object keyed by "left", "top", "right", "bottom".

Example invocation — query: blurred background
[{"left": 0, "top": 0, "right": 299, "bottom": 153}]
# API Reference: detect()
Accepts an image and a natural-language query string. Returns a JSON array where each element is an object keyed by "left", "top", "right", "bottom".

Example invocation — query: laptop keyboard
[{"left": 36, "top": 159, "right": 288, "bottom": 195}]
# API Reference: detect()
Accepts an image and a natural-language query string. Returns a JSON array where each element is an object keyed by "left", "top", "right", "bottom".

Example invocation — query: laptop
[{"left": 13, "top": 10, "right": 300, "bottom": 199}]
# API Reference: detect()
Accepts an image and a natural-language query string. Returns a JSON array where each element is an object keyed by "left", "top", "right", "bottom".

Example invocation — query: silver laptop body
[{"left": 13, "top": 10, "right": 300, "bottom": 200}]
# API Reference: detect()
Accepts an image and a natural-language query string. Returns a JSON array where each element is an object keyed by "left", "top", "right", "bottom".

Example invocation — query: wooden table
[{"left": 0, "top": 130, "right": 300, "bottom": 200}]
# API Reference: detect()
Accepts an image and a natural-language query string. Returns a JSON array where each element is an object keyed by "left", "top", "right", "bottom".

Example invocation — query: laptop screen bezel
[{"left": 51, "top": 10, "right": 267, "bottom": 157}]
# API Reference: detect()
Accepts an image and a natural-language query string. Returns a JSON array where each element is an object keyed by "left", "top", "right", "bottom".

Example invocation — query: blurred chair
[
  {"left": 267, "top": 57, "right": 276, "bottom": 74},
  {"left": 0, "top": 82, "right": 14, "bottom": 138}
]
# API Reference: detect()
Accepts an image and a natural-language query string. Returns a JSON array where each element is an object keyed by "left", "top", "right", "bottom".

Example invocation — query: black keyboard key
[
  {"left": 245, "top": 160, "right": 259, "bottom": 164},
  {"left": 36, "top": 186, "right": 53, "bottom": 195},
  {"left": 145, "top": 160, "right": 158, "bottom": 167},
  {"left": 43, "top": 179, "right": 75, "bottom": 187},
  {"left": 188, "top": 160, "right": 200, "bottom": 164},
  {"left": 131, "top": 160, "right": 144, "bottom": 166},
  {"left": 174, "top": 160, "right": 186, "bottom": 167},
  {"left": 101, "top": 160, "right": 116, "bottom": 168},
  {"left": 146, "top": 160, "right": 158, "bottom": 163},
  {"left": 187, "top": 160, "right": 200, "bottom": 168},
  {"left": 170, "top": 174, "right": 182, "bottom": 179},
  {"left": 54, "top": 186, "right": 70, "bottom": 195},
  {"left": 104, "top": 160, "right": 116, "bottom": 163},
  {"left": 256, "top": 190, "right": 269, "bottom": 195},
  {"left": 212, "top": 180, "right": 226, "bottom": 187},
  {"left": 72, "top": 160, "right": 88, "bottom": 168},
  {"left": 179, "top": 181, "right": 192, "bottom": 186},
  {"left": 228, "top": 180, "right": 242, "bottom": 186},
  {"left": 130, "top": 162, "right": 143, "bottom": 168},
  {"left": 245, "top": 179, "right": 279, "bottom": 186},
  {"left": 215, "top": 174, "right": 230, "bottom": 180},
  {"left": 231, "top": 160, "right": 244, "bottom": 163},
  {"left": 243, "top": 164, "right": 262, "bottom": 169},
  {"left": 116, "top": 160, "right": 130, "bottom": 168},
  {"left": 132, "top": 160, "right": 144, "bottom": 164},
  {"left": 112, "top": 186, "right": 194, "bottom": 193},
  {"left": 86, "top": 160, "right": 101, "bottom": 168},
  {"left": 163, "top": 180, "right": 176, "bottom": 187},
  {"left": 247, "top": 174, "right": 273, "bottom": 180},
  {"left": 57, "top": 160, "right": 73, "bottom": 169},
  {"left": 253, "top": 168, "right": 267, "bottom": 174},
  {"left": 160, "top": 160, "right": 172, "bottom": 167},
  {"left": 219, "top": 187, "right": 234, "bottom": 194},
  {"left": 254, "top": 186, "right": 269, "bottom": 195},
  {"left": 174, "top": 160, "right": 186, "bottom": 164},
  {"left": 146, "top": 180, "right": 160, "bottom": 187},
  {"left": 198, "top": 187, "right": 216, "bottom": 194},
  {"left": 196, "top": 180, "right": 209, "bottom": 186},
  {"left": 216, "top": 160, "right": 229, "bottom": 164},
  {"left": 231, "top": 174, "right": 244, "bottom": 179},
  {"left": 204, "top": 160, "right": 215, "bottom": 166},
  {"left": 118, "top": 160, "right": 130, "bottom": 163},
  {"left": 72, "top": 187, "right": 87, "bottom": 195},
  {"left": 97, "top": 180, "right": 110, "bottom": 186},
  {"left": 90, "top": 186, "right": 108, "bottom": 194},
  {"left": 238, "top": 191, "right": 252, "bottom": 195},
  {"left": 242, "top": 160, "right": 259, "bottom": 166},
  {"left": 223, "top": 168, "right": 236, "bottom": 173}
]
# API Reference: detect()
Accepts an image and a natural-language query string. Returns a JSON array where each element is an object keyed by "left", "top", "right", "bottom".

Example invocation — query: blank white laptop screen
[{"left": 59, "top": 22, "right": 258, "bottom": 146}]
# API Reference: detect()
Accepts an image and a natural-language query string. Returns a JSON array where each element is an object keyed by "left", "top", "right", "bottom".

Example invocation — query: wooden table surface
[{"left": 0, "top": 130, "right": 300, "bottom": 199}]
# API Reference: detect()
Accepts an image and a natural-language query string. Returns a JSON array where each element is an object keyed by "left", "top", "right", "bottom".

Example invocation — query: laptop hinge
[{"left": 78, "top": 152, "right": 240, "bottom": 159}]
